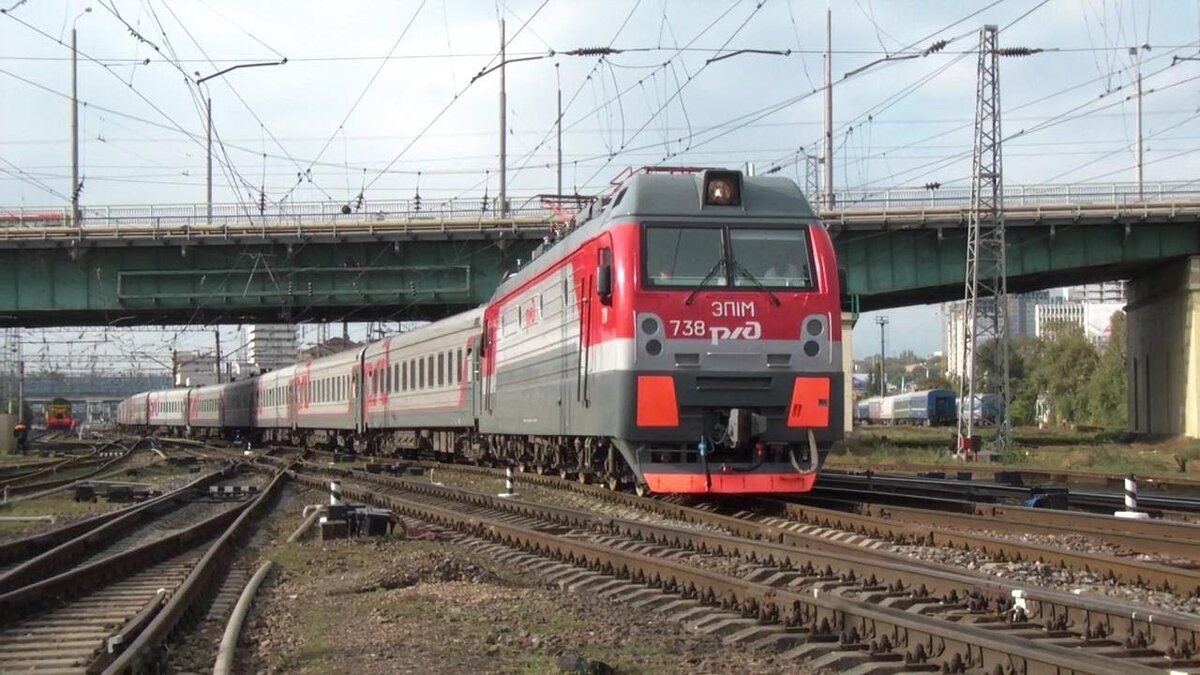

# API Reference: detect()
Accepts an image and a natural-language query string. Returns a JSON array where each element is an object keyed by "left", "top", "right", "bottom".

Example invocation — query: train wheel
[
  {"left": 559, "top": 468, "right": 572, "bottom": 481},
  {"left": 605, "top": 476, "right": 619, "bottom": 491},
  {"left": 634, "top": 483, "right": 651, "bottom": 498},
  {"left": 578, "top": 472, "right": 590, "bottom": 485}
]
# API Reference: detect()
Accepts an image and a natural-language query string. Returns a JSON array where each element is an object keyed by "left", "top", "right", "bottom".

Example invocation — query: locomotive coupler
[{"left": 727, "top": 408, "right": 767, "bottom": 449}]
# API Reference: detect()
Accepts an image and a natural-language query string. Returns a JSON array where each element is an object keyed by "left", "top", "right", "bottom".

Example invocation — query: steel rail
[
  {"left": 773, "top": 496, "right": 1200, "bottom": 558},
  {"left": 102, "top": 468, "right": 288, "bottom": 674},
  {"left": 0, "top": 463, "right": 234, "bottom": 593},
  {"left": 813, "top": 472, "right": 1200, "bottom": 514},
  {"left": 1, "top": 438, "right": 142, "bottom": 501},
  {"left": 291, "top": 470, "right": 1179, "bottom": 675},
  {"left": 824, "top": 463, "right": 1200, "bottom": 491},
  {"left": 293, "top": 463, "right": 1200, "bottom": 660}
]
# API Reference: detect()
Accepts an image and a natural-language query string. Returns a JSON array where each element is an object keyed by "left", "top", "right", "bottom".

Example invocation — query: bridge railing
[
  {"left": 831, "top": 181, "right": 1200, "bottom": 210},
  {"left": 4, "top": 181, "right": 1200, "bottom": 229},
  {"left": 0, "top": 197, "right": 556, "bottom": 229}
]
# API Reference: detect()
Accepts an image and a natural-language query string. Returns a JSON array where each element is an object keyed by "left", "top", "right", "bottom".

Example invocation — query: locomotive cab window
[
  {"left": 644, "top": 226, "right": 726, "bottom": 289},
  {"left": 729, "top": 228, "right": 813, "bottom": 289}
]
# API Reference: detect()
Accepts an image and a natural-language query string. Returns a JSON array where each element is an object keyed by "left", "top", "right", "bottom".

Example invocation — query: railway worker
[{"left": 12, "top": 422, "right": 28, "bottom": 453}]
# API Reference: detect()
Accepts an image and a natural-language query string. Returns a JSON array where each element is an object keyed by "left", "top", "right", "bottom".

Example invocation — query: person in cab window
[{"left": 763, "top": 254, "right": 800, "bottom": 285}]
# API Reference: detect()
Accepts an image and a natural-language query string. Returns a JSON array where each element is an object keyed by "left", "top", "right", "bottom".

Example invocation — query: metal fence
[
  {"left": 3, "top": 181, "right": 1199, "bottom": 228},
  {"left": 0, "top": 197, "right": 556, "bottom": 229},
  {"left": 831, "top": 181, "right": 1200, "bottom": 210}
]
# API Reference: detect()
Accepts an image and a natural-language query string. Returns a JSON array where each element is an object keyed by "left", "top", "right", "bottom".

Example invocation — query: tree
[
  {"left": 1028, "top": 321, "right": 1099, "bottom": 425},
  {"left": 1087, "top": 311, "right": 1127, "bottom": 427}
]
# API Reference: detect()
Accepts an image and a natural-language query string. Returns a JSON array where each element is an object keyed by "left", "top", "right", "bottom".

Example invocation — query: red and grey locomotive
[{"left": 117, "top": 167, "right": 844, "bottom": 495}]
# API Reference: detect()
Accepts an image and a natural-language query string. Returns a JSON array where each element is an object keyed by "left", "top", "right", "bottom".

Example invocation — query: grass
[
  {"left": 0, "top": 496, "right": 116, "bottom": 536},
  {"left": 829, "top": 425, "right": 1200, "bottom": 478},
  {"left": 262, "top": 537, "right": 711, "bottom": 674}
]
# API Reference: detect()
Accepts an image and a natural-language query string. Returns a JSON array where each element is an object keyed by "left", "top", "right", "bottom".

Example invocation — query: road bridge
[
  {"left": 4, "top": 181, "right": 1200, "bottom": 438},
  {"left": 1, "top": 181, "right": 1197, "bottom": 325}
]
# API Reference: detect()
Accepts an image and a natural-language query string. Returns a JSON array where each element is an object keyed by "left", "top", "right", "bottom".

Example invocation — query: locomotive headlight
[
  {"left": 703, "top": 170, "right": 742, "bottom": 206},
  {"left": 805, "top": 318, "right": 824, "bottom": 336}
]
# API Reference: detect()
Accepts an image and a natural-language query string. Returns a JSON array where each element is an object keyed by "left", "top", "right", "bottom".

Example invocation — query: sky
[{"left": 1, "top": 0, "right": 1198, "bottom": 371}]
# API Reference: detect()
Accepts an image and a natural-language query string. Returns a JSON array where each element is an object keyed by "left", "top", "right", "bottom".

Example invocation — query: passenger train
[
  {"left": 118, "top": 167, "right": 845, "bottom": 495},
  {"left": 854, "top": 389, "right": 957, "bottom": 426}
]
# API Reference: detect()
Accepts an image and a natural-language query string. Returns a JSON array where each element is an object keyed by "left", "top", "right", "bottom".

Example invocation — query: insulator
[{"left": 996, "top": 47, "right": 1043, "bottom": 57}]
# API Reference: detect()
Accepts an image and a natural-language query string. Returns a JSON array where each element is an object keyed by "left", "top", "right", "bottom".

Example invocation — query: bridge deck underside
[
  {"left": 0, "top": 237, "right": 538, "bottom": 326},
  {"left": 840, "top": 217, "right": 1200, "bottom": 311},
  {"left": 0, "top": 210, "right": 1197, "bottom": 325}
]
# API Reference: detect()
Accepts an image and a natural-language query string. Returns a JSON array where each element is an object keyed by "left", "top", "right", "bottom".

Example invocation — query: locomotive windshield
[
  {"left": 644, "top": 226, "right": 727, "bottom": 288},
  {"left": 643, "top": 225, "right": 813, "bottom": 290},
  {"left": 730, "top": 228, "right": 812, "bottom": 288}
]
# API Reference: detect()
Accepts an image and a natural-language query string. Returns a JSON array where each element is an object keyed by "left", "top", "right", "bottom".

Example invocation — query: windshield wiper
[
  {"left": 684, "top": 259, "right": 725, "bottom": 306},
  {"left": 731, "top": 259, "right": 781, "bottom": 306}
]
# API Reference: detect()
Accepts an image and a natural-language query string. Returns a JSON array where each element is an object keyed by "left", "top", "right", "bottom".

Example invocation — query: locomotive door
[
  {"left": 482, "top": 318, "right": 497, "bottom": 415},
  {"left": 351, "top": 365, "right": 362, "bottom": 433},
  {"left": 560, "top": 270, "right": 578, "bottom": 436},
  {"left": 470, "top": 339, "right": 481, "bottom": 417}
]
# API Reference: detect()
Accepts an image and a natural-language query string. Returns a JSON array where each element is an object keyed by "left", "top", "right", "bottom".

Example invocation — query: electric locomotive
[
  {"left": 44, "top": 397, "right": 75, "bottom": 430},
  {"left": 116, "top": 166, "right": 845, "bottom": 496},
  {"left": 480, "top": 167, "right": 843, "bottom": 494}
]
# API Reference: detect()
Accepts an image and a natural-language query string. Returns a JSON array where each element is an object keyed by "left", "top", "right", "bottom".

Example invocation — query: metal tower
[{"left": 958, "top": 25, "right": 1011, "bottom": 455}]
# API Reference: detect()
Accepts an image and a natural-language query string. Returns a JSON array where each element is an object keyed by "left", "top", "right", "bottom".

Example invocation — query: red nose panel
[
  {"left": 787, "top": 376, "right": 830, "bottom": 428},
  {"left": 636, "top": 375, "right": 679, "bottom": 427}
]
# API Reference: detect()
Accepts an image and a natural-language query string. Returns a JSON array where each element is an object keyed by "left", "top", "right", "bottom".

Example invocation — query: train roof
[{"left": 492, "top": 168, "right": 817, "bottom": 303}]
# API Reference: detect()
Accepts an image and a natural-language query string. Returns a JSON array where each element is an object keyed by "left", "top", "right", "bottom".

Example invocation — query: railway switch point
[
  {"left": 1115, "top": 473, "right": 1151, "bottom": 519},
  {"left": 498, "top": 466, "right": 518, "bottom": 498}
]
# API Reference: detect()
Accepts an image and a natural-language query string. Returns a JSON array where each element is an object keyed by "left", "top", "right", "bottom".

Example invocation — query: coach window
[
  {"left": 419, "top": 358, "right": 425, "bottom": 389},
  {"left": 427, "top": 355, "right": 434, "bottom": 388},
  {"left": 386, "top": 366, "right": 393, "bottom": 393},
  {"left": 401, "top": 362, "right": 408, "bottom": 391},
  {"left": 456, "top": 349, "right": 463, "bottom": 383},
  {"left": 436, "top": 353, "right": 444, "bottom": 387}
]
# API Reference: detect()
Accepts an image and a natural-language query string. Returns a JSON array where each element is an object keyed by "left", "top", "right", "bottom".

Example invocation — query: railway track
[
  {"left": 0, "top": 464, "right": 234, "bottom": 580},
  {"left": 289, "top": 464, "right": 1200, "bottom": 674},
  {"left": 1, "top": 438, "right": 144, "bottom": 502},
  {"left": 0, "top": 466, "right": 287, "bottom": 674},
  {"left": 811, "top": 472, "right": 1200, "bottom": 516}
]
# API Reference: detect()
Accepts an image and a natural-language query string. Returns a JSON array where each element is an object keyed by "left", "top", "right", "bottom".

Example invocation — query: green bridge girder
[
  {"left": 839, "top": 216, "right": 1200, "bottom": 311},
  {"left": 0, "top": 234, "right": 540, "bottom": 326},
  {"left": 0, "top": 209, "right": 1198, "bottom": 326}
]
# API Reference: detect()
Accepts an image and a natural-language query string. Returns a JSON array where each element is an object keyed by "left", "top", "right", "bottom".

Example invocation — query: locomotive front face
[{"left": 607, "top": 170, "right": 845, "bottom": 494}]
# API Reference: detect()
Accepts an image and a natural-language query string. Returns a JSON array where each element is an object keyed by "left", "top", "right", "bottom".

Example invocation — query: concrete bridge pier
[
  {"left": 842, "top": 311, "right": 857, "bottom": 433},
  {"left": 1126, "top": 257, "right": 1200, "bottom": 437}
]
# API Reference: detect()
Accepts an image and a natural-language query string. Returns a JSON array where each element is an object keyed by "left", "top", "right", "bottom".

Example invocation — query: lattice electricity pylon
[
  {"left": 804, "top": 152, "right": 821, "bottom": 207},
  {"left": 957, "top": 24, "right": 1011, "bottom": 455}
]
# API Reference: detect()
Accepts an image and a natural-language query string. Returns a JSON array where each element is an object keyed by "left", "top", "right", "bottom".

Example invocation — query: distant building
[
  {"left": 244, "top": 324, "right": 297, "bottom": 371},
  {"left": 298, "top": 337, "right": 361, "bottom": 360},
  {"left": 1065, "top": 281, "right": 1125, "bottom": 304},
  {"left": 173, "top": 351, "right": 217, "bottom": 387},
  {"left": 1035, "top": 302, "right": 1124, "bottom": 344}
]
